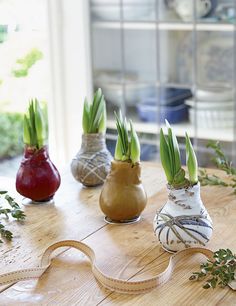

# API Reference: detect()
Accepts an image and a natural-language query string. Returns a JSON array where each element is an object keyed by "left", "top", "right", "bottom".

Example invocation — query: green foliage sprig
[
  {"left": 23, "top": 99, "right": 48, "bottom": 149},
  {"left": 82, "top": 88, "right": 106, "bottom": 134},
  {"left": 190, "top": 249, "right": 236, "bottom": 289},
  {"left": 114, "top": 110, "right": 140, "bottom": 165},
  {"left": 160, "top": 121, "right": 198, "bottom": 188},
  {"left": 0, "top": 191, "right": 25, "bottom": 243},
  {"left": 199, "top": 141, "right": 236, "bottom": 194},
  {"left": 207, "top": 141, "right": 236, "bottom": 175}
]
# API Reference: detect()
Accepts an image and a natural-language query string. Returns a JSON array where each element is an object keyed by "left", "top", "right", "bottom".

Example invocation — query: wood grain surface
[{"left": 0, "top": 163, "right": 235, "bottom": 305}]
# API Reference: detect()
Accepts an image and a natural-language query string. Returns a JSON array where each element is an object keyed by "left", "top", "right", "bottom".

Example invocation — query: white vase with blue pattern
[{"left": 153, "top": 182, "right": 213, "bottom": 253}]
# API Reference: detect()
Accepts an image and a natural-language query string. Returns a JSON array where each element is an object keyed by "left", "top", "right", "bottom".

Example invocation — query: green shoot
[
  {"left": 186, "top": 133, "right": 198, "bottom": 185},
  {"left": 160, "top": 128, "right": 173, "bottom": 184},
  {"left": 130, "top": 120, "right": 140, "bottom": 164},
  {"left": 82, "top": 88, "right": 106, "bottom": 134},
  {"left": 114, "top": 111, "right": 140, "bottom": 165},
  {"left": 23, "top": 99, "right": 48, "bottom": 149},
  {"left": 160, "top": 121, "right": 198, "bottom": 188}
]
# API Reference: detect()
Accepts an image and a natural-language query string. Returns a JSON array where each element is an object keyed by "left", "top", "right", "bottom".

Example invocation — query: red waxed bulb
[{"left": 16, "top": 146, "right": 61, "bottom": 202}]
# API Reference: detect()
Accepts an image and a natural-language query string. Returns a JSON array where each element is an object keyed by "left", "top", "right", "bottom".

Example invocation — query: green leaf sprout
[
  {"left": 114, "top": 110, "right": 140, "bottom": 165},
  {"left": 82, "top": 88, "right": 106, "bottom": 134},
  {"left": 160, "top": 121, "right": 198, "bottom": 188},
  {"left": 186, "top": 132, "right": 198, "bottom": 185},
  {"left": 23, "top": 99, "right": 48, "bottom": 149}
]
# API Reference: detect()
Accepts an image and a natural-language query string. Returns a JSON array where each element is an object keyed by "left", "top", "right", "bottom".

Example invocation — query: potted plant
[
  {"left": 16, "top": 99, "right": 61, "bottom": 203},
  {"left": 153, "top": 121, "right": 213, "bottom": 252},
  {"left": 71, "top": 88, "right": 112, "bottom": 187},
  {"left": 99, "top": 111, "right": 147, "bottom": 223}
]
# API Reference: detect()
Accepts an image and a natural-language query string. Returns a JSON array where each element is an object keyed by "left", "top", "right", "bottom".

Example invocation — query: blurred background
[{"left": 0, "top": 0, "right": 236, "bottom": 177}]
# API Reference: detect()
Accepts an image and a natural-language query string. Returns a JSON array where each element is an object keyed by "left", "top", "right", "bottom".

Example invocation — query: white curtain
[{"left": 47, "top": 0, "right": 92, "bottom": 165}]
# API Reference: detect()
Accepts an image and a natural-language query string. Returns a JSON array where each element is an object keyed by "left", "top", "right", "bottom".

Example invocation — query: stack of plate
[
  {"left": 186, "top": 89, "right": 235, "bottom": 129},
  {"left": 91, "top": 0, "right": 155, "bottom": 21}
]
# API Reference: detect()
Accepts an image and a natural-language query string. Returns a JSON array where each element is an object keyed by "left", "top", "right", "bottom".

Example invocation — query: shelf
[
  {"left": 107, "top": 119, "right": 233, "bottom": 142},
  {"left": 95, "top": 79, "right": 233, "bottom": 91},
  {"left": 93, "top": 21, "right": 235, "bottom": 32},
  {"left": 159, "top": 23, "right": 235, "bottom": 31},
  {"left": 92, "top": 21, "right": 156, "bottom": 30}
]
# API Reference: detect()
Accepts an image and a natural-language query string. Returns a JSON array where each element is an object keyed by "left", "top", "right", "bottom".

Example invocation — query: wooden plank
[
  {"left": 0, "top": 191, "right": 168, "bottom": 305},
  {"left": 0, "top": 171, "right": 105, "bottom": 286},
  {"left": 0, "top": 163, "right": 163, "bottom": 292},
  {"left": 0, "top": 163, "right": 164, "bottom": 302},
  {"left": 99, "top": 185, "right": 236, "bottom": 306},
  {"left": 1, "top": 165, "right": 236, "bottom": 305}
]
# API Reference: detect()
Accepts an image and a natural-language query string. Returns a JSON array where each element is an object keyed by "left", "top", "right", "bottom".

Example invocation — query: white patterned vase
[{"left": 153, "top": 183, "right": 213, "bottom": 253}]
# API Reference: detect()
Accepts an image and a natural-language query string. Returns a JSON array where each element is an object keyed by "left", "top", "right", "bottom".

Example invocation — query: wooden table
[{"left": 0, "top": 163, "right": 236, "bottom": 305}]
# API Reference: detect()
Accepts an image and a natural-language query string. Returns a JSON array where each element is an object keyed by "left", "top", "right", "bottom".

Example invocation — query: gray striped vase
[
  {"left": 71, "top": 133, "right": 113, "bottom": 187},
  {"left": 153, "top": 183, "right": 213, "bottom": 253}
]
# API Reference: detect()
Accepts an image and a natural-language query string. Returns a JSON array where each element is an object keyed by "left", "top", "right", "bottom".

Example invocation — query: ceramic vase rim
[{"left": 166, "top": 181, "right": 200, "bottom": 191}]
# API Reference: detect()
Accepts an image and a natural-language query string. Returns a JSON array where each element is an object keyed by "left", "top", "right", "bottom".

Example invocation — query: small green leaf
[
  {"left": 160, "top": 128, "right": 173, "bottom": 184},
  {"left": 34, "top": 99, "right": 46, "bottom": 148},
  {"left": 130, "top": 120, "right": 140, "bottom": 164},
  {"left": 88, "top": 88, "right": 102, "bottom": 133},
  {"left": 24, "top": 99, "right": 48, "bottom": 148},
  {"left": 98, "top": 99, "right": 107, "bottom": 133},
  {"left": 82, "top": 97, "right": 90, "bottom": 134},
  {"left": 84, "top": 89, "right": 107, "bottom": 134},
  {"left": 114, "top": 135, "right": 123, "bottom": 161},
  {"left": 0, "top": 191, "right": 8, "bottom": 195},
  {"left": 186, "top": 133, "right": 198, "bottom": 185},
  {"left": 114, "top": 111, "right": 129, "bottom": 157},
  {"left": 91, "top": 95, "right": 105, "bottom": 133},
  {"left": 23, "top": 115, "right": 31, "bottom": 145},
  {"left": 114, "top": 110, "right": 141, "bottom": 163}
]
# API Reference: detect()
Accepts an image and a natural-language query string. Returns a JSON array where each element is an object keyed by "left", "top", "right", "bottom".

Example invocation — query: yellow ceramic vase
[{"left": 99, "top": 160, "right": 147, "bottom": 222}]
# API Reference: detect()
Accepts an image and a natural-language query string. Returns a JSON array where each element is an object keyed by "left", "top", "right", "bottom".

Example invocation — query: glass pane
[
  {"left": 124, "top": 29, "right": 157, "bottom": 82},
  {"left": 193, "top": 30, "right": 234, "bottom": 166},
  {"left": 160, "top": 30, "right": 193, "bottom": 86},
  {"left": 91, "top": 0, "right": 120, "bottom": 22},
  {"left": 159, "top": 0, "right": 195, "bottom": 22},
  {"left": 195, "top": 139, "right": 233, "bottom": 168},
  {"left": 90, "top": 0, "right": 156, "bottom": 22},
  {"left": 159, "top": 0, "right": 185, "bottom": 22},
  {"left": 122, "top": 0, "right": 156, "bottom": 22},
  {"left": 92, "top": 27, "right": 123, "bottom": 120},
  {"left": 0, "top": 0, "right": 51, "bottom": 177},
  {"left": 197, "top": 31, "right": 234, "bottom": 88},
  {"left": 125, "top": 83, "right": 158, "bottom": 162}
]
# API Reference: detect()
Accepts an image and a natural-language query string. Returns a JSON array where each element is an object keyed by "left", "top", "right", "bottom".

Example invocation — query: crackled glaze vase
[{"left": 153, "top": 182, "right": 213, "bottom": 253}]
